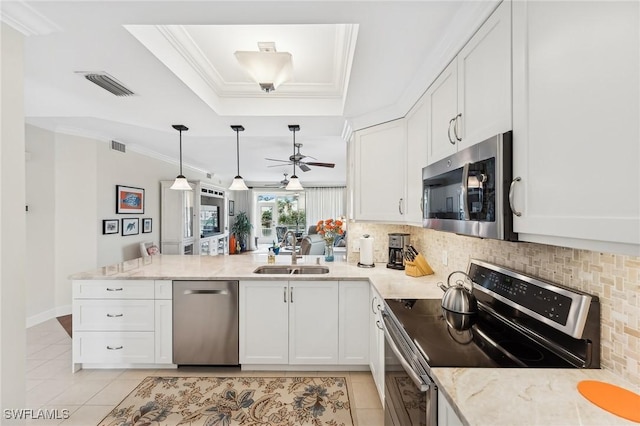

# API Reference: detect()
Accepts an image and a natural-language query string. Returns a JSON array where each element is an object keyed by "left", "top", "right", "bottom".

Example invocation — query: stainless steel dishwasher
[{"left": 173, "top": 280, "right": 239, "bottom": 365}]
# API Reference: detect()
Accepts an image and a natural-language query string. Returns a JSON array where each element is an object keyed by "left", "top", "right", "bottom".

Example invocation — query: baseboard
[{"left": 26, "top": 304, "right": 72, "bottom": 328}]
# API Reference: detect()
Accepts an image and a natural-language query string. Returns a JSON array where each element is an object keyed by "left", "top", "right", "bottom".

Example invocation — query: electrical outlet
[{"left": 442, "top": 250, "right": 448, "bottom": 266}]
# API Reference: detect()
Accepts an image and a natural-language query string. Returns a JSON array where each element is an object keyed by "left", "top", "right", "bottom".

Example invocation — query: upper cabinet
[
  {"left": 511, "top": 1, "right": 640, "bottom": 255},
  {"left": 427, "top": 1, "right": 512, "bottom": 165},
  {"left": 353, "top": 119, "right": 407, "bottom": 222},
  {"left": 405, "top": 95, "right": 429, "bottom": 225}
]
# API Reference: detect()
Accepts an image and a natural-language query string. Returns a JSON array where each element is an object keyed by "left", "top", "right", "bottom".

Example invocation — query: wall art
[
  {"left": 122, "top": 218, "right": 139, "bottom": 236},
  {"left": 116, "top": 185, "right": 145, "bottom": 214}
]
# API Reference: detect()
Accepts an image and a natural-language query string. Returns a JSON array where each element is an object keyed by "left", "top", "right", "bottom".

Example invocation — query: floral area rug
[{"left": 98, "top": 376, "right": 354, "bottom": 426}]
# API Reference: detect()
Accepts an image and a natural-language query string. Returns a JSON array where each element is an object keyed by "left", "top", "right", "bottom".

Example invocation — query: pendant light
[
  {"left": 170, "top": 124, "right": 192, "bottom": 191},
  {"left": 286, "top": 124, "right": 304, "bottom": 191},
  {"left": 229, "top": 125, "right": 249, "bottom": 191}
]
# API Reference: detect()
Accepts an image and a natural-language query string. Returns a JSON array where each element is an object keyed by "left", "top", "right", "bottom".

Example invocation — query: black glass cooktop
[{"left": 384, "top": 298, "right": 573, "bottom": 368}]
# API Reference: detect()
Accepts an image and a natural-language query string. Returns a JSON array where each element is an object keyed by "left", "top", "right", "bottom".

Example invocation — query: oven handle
[{"left": 381, "top": 313, "right": 432, "bottom": 392}]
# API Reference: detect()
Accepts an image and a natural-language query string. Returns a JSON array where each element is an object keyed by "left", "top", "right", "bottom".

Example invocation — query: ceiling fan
[
  {"left": 265, "top": 125, "right": 335, "bottom": 172},
  {"left": 263, "top": 173, "right": 290, "bottom": 188}
]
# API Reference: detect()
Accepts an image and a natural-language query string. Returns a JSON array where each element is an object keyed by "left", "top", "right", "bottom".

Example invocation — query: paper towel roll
[{"left": 359, "top": 235, "right": 375, "bottom": 266}]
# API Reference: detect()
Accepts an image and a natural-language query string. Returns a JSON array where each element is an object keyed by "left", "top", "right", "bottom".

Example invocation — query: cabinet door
[
  {"left": 338, "top": 281, "right": 369, "bottom": 365},
  {"left": 354, "top": 120, "right": 407, "bottom": 221},
  {"left": 239, "top": 281, "right": 289, "bottom": 364},
  {"left": 369, "top": 286, "right": 385, "bottom": 404},
  {"left": 289, "top": 281, "right": 339, "bottom": 364},
  {"left": 457, "top": 0, "right": 511, "bottom": 149},
  {"left": 512, "top": 1, "right": 640, "bottom": 254},
  {"left": 438, "top": 390, "right": 464, "bottom": 426},
  {"left": 154, "top": 299, "right": 173, "bottom": 364},
  {"left": 405, "top": 95, "right": 429, "bottom": 224},
  {"left": 426, "top": 61, "right": 458, "bottom": 164}
]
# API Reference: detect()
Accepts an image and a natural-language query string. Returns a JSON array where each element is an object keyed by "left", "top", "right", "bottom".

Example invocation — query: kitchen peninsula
[{"left": 70, "top": 254, "right": 636, "bottom": 426}]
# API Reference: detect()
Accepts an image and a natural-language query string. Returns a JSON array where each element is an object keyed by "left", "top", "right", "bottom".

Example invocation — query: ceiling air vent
[
  {"left": 81, "top": 72, "right": 135, "bottom": 97},
  {"left": 111, "top": 140, "right": 126, "bottom": 153}
]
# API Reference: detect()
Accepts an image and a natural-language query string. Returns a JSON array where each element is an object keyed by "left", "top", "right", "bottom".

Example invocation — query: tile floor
[{"left": 25, "top": 318, "right": 383, "bottom": 425}]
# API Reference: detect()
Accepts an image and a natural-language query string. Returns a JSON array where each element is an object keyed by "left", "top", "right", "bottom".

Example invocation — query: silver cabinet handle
[
  {"left": 106, "top": 288, "right": 123, "bottom": 291},
  {"left": 371, "top": 296, "right": 378, "bottom": 314},
  {"left": 447, "top": 117, "right": 456, "bottom": 144},
  {"left": 283, "top": 286, "right": 287, "bottom": 303},
  {"left": 290, "top": 288, "right": 294, "bottom": 303},
  {"left": 106, "top": 313, "right": 123, "bottom": 318},
  {"left": 509, "top": 176, "right": 522, "bottom": 217},
  {"left": 454, "top": 113, "right": 462, "bottom": 142},
  {"left": 106, "top": 346, "right": 123, "bottom": 350},
  {"left": 375, "top": 320, "right": 383, "bottom": 330},
  {"left": 398, "top": 198, "right": 404, "bottom": 215}
]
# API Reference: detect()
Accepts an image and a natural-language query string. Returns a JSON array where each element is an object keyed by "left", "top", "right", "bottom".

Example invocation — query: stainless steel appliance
[
  {"left": 382, "top": 259, "right": 600, "bottom": 425},
  {"left": 422, "top": 132, "right": 517, "bottom": 241},
  {"left": 173, "top": 280, "right": 239, "bottom": 365},
  {"left": 387, "top": 233, "right": 410, "bottom": 270}
]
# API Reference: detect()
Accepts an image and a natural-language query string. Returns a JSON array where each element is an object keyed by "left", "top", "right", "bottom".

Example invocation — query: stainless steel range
[{"left": 381, "top": 259, "right": 600, "bottom": 426}]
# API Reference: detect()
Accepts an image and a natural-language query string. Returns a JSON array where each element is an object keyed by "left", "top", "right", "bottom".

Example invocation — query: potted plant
[{"left": 231, "top": 211, "right": 252, "bottom": 252}]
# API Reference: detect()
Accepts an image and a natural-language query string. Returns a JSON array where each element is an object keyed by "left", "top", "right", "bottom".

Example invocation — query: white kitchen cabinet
[
  {"left": 240, "top": 280, "right": 369, "bottom": 367},
  {"left": 511, "top": 0, "right": 640, "bottom": 255},
  {"left": 154, "top": 280, "right": 173, "bottom": 364},
  {"left": 160, "top": 180, "right": 195, "bottom": 255},
  {"left": 405, "top": 95, "right": 430, "bottom": 225},
  {"left": 427, "top": 0, "right": 511, "bottom": 165},
  {"left": 353, "top": 119, "right": 407, "bottom": 221},
  {"left": 438, "top": 390, "right": 464, "bottom": 426},
  {"left": 369, "top": 285, "right": 385, "bottom": 404},
  {"left": 289, "top": 281, "right": 339, "bottom": 364},
  {"left": 72, "top": 279, "right": 174, "bottom": 369},
  {"left": 338, "top": 281, "right": 370, "bottom": 364},
  {"left": 239, "top": 281, "right": 289, "bottom": 364}
]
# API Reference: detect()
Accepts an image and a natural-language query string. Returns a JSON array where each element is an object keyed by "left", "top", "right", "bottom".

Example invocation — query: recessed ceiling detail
[{"left": 124, "top": 24, "right": 359, "bottom": 116}]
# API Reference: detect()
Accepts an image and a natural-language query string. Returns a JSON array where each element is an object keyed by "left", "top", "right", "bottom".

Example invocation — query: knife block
[{"left": 405, "top": 253, "right": 434, "bottom": 277}]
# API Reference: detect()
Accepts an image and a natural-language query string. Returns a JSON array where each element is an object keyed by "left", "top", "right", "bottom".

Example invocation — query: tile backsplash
[{"left": 346, "top": 222, "right": 640, "bottom": 388}]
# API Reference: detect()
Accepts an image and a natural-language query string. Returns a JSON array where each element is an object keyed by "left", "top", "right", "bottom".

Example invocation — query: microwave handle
[{"left": 461, "top": 162, "right": 471, "bottom": 220}]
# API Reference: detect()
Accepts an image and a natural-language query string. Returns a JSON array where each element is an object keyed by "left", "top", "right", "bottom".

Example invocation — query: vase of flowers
[{"left": 316, "top": 218, "right": 344, "bottom": 262}]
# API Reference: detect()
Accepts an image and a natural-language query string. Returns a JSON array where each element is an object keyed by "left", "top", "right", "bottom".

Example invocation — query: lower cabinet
[
  {"left": 438, "top": 390, "right": 464, "bottom": 426},
  {"left": 72, "top": 279, "right": 173, "bottom": 369},
  {"left": 369, "top": 285, "right": 385, "bottom": 404},
  {"left": 239, "top": 280, "right": 369, "bottom": 366}
]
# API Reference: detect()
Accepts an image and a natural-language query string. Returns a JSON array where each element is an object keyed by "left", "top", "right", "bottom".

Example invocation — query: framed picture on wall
[
  {"left": 116, "top": 185, "right": 145, "bottom": 214},
  {"left": 142, "top": 218, "right": 152, "bottom": 233},
  {"left": 102, "top": 219, "right": 119, "bottom": 235},
  {"left": 122, "top": 218, "right": 139, "bottom": 236},
  {"left": 229, "top": 200, "right": 235, "bottom": 216}
]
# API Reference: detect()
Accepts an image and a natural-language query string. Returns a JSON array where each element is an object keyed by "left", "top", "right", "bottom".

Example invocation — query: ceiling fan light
[
  {"left": 286, "top": 175, "right": 303, "bottom": 191},
  {"left": 170, "top": 175, "right": 192, "bottom": 191},
  {"left": 234, "top": 45, "right": 293, "bottom": 92},
  {"left": 229, "top": 176, "right": 249, "bottom": 191}
]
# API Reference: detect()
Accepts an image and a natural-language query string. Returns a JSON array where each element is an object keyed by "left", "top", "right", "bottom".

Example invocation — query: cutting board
[{"left": 577, "top": 380, "right": 640, "bottom": 423}]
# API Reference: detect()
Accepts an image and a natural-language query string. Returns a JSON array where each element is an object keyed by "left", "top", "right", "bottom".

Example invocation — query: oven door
[{"left": 382, "top": 311, "right": 438, "bottom": 426}]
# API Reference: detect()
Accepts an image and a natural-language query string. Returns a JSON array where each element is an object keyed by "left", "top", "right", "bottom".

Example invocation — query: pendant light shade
[
  {"left": 229, "top": 125, "right": 249, "bottom": 191},
  {"left": 170, "top": 124, "right": 192, "bottom": 191},
  {"left": 286, "top": 124, "right": 303, "bottom": 191}
]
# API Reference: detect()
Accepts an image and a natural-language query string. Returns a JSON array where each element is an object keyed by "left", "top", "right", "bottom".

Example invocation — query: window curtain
[{"left": 305, "top": 187, "right": 346, "bottom": 229}]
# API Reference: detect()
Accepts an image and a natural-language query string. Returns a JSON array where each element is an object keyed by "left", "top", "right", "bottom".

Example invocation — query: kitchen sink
[{"left": 253, "top": 265, "right": 330, "bottom": 275}]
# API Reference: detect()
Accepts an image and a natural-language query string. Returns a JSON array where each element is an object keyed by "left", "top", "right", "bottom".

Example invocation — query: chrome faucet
[{"left": 283, "top": 230, "right": 300, "bottom": 265}]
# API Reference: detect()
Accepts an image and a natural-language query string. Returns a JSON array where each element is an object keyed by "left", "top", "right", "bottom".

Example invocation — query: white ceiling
[{"left": 2, "top": 0, "right": 499, "bottom": 187}]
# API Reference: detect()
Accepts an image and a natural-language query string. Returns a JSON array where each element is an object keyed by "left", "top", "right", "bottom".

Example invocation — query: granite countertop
[{"left": 70, "top": 254, "right": 638, "bottom": 426}]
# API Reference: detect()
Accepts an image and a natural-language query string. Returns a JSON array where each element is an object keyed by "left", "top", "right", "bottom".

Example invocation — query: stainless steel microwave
[{"left": 422, "top": 131, "right": 517, "bottom": 241}]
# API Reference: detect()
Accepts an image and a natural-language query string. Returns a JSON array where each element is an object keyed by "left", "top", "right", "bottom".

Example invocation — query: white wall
[
  {"left": 0, "top": 21, "right": 26, "bottom": 417},
  {"left": 24, "top": 125, "right": 228, "bottom": 324}
]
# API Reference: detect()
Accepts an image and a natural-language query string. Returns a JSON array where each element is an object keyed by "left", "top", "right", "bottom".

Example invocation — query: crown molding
[{"left": 0, "top": 1, "right": 61, "bottom": 36}]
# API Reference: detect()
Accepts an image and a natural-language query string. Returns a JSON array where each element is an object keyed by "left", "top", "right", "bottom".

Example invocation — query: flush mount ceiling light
[
  {"left": 234, "top": 42, "right": 293, "bottom": 93},
  {"left": 170, "top": 124, "right": 192, "bottom": 191},
  {"left": 229, "top": 125, "right": 249, "bottom": 191},
  {"left": 286, "top": 125, "right": 304, "bottom": 191}
]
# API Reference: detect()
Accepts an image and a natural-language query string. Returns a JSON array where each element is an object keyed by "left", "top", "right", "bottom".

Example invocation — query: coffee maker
[{"left": 387, "top": 233, "right": 410, "bottom": 270}]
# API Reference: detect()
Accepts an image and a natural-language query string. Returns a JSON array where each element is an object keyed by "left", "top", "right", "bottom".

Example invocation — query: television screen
[{"left": 200, "top": 206, "right": 220, "bottom": 237}]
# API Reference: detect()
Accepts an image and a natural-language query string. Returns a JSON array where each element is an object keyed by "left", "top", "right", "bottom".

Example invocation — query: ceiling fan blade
[
  {"left": 265, "top": 158, "right": 290, "bottom": 163},
  {"left": 299, "top": 163, "right": 311, "bottom": 172},
  {"left": 267, "top": 163, "right": 292, "bottom": 168},
  {"left": 305, "top": 162, "right": 335, "bottom": 168}
]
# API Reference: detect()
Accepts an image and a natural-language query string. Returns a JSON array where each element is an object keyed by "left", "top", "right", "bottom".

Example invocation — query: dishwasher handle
[{"left": 183, "top": 289, "right": 229, "bottom": 295}]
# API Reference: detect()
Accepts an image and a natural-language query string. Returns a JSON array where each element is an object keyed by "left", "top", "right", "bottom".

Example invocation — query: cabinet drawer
[
  {"left": 73, "top": 280, "right": 155, "bottom": 299},
  {"left": 73, "top": 300, "right": 154, "bottom": 331},
  {"left": 73, "top": 331, "right": 154, "bottom": 364}
]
